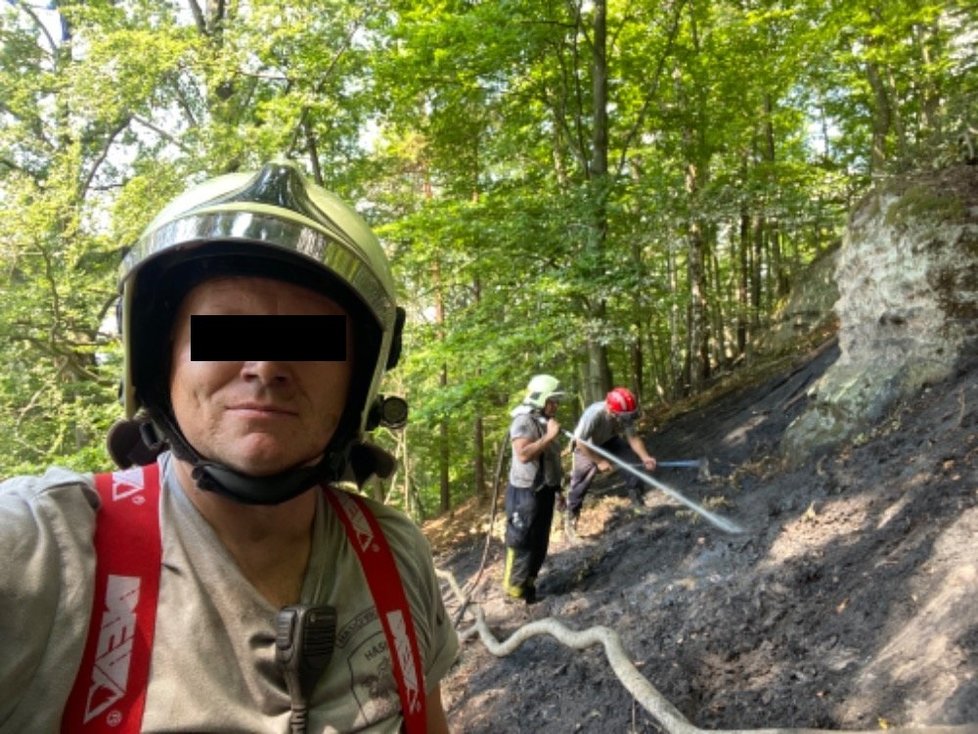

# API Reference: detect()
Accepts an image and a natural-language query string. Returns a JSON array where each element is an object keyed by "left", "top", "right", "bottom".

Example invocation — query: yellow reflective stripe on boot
[{"left": 502, "top": 547, "right": 523, "bottom": 598}]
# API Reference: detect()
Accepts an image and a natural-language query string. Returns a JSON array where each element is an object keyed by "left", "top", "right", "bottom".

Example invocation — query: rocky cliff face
[
  {"left": 783, "top": 164, "right": 978, "bottom": 462},
  {"left": 755, "top": 242, "right": 839, "bottom": 355}
]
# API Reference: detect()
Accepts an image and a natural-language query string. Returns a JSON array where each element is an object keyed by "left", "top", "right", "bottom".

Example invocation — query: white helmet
[{"left": 523, "top": 374, "right": 564, "bottom": 409}]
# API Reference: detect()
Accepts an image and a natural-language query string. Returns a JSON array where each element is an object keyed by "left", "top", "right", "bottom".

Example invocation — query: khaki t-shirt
[{"left": 0, "top": 454, "right": 459, "bottom": 733}]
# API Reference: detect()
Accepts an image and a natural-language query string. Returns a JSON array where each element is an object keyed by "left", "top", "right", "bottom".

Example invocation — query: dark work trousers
[
  {"left": 503, "top": 482, "right": 558, "bottom": 596},
  {"left": 567, "top": 435, "right": 642, "bottom": 516}
]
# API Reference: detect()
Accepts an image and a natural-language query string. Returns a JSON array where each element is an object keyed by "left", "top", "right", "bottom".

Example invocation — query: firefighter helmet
[
  {"left": 117, "top": 161, "right": 405, "bottom": 503},
  {"left": 605, "top": 387, "right": 638, "bottom": 416},
  {"left": 523, "top": 374, "right": 564, "bottom": 408}
]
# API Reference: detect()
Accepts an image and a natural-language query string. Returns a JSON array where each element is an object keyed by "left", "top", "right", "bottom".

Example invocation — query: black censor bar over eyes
[{"left": 191, "top": 315, "right": 347, "bottom": 361}]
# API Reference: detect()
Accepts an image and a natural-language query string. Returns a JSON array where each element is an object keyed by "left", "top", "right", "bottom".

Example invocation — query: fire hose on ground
[{"left": 438, "top": 568, "right": 976, "bottom": 734}]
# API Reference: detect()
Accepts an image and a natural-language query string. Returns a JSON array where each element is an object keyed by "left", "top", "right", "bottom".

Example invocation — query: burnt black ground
[{"left": 430, "top": 337, "right": 978, "bottom": 732}]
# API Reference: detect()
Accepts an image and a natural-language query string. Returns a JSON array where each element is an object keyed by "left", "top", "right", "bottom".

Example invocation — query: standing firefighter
[
  {"left": 502, "top": 374, "right": 564, "bottom": 604},
  {"left": 565, "top": 387, "right": 656, "bottom": 540}
]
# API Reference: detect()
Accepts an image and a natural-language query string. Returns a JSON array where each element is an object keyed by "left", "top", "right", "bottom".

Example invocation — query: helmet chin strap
[
  {"left": 152, "top": 409, "right": 350, "bottom": 505},
  {"left": 191, "top": 453, "right": 347, "bottom": 506}
]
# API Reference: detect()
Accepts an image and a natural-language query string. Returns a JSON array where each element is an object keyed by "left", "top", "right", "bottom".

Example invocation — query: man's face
[
  {"left": 543, "top": 398, "right": 559, "bottom": 417},
  {"left": 169, "top": 276, "right": 353, "bottom": 476}
]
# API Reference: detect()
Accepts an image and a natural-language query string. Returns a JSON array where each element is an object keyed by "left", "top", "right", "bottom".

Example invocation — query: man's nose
[{"left": 241, "top": 361, "right": 292, "bottom": 385}]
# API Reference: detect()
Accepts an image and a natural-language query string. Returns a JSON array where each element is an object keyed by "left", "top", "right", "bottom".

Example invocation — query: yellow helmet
[{"left": 523, "top": 374, "right": 564, "bottom": 408}]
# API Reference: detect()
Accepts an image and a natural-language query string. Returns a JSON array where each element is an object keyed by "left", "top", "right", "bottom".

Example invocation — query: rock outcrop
[
  {"left": 755, "top": 243, "right": 839, "bottom": 356},
  {"left": 783, "top": 164, "right": 978, "bottom": 462}
]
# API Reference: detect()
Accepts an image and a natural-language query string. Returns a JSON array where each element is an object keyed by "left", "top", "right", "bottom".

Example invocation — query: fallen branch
[
  {"left": 438, "top": 571, "right": 977, "bottom": 734},
  {"left": 451, "top": 433, "right": 508, "bottom": 627}
]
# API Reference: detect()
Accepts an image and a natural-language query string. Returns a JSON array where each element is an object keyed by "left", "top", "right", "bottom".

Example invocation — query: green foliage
[
  {"left": 0, "top": 155, "right": 120, "bottom": 478},
  {"left": 2, "top": 0, "right": 975, "bottom": 512}
]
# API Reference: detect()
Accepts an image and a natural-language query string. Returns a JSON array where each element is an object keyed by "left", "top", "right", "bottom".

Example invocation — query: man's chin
[{"left": 186, "top": 431, "right": 329, "bottom": 476}]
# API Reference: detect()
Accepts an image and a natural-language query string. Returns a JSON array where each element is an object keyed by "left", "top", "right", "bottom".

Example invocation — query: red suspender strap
[
  {"left": 62, "top": 462, "right": 163, "bottom": 734},
  {"left": 324, "top": 488, "right": 428, "bottom": 734}
]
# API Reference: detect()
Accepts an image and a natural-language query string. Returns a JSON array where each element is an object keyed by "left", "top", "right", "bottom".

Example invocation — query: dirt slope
[{"left": 431, "top": 338, "right": 978, "bottom": 732}]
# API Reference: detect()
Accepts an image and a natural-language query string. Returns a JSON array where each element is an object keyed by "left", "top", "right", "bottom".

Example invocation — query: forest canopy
[{"left": 1, "top": 0, "right": 975, "bottom": 515}]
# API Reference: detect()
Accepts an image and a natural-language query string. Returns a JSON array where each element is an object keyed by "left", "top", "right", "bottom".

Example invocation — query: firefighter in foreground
[
  {"left": 0, "top": 162, "right": 458, "bottom": 733},
  {"left": 565, "top": 387, "right": 656, "bottom": 540},
  {"left": 502, "top": 374, "right": 564, "bottom": 604}
]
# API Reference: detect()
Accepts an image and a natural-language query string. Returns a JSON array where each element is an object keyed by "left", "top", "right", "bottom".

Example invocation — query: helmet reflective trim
[
  {"left": 123, "top": 163, "right": 396, "bottom": 328},
  {"left": 126, "top": 211, "right": 394, "bottom": 326}
]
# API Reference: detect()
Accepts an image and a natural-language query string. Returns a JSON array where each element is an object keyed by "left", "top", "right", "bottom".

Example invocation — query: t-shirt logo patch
[{"left": 346, "top": 631, "right": 399, "bottom": 722}]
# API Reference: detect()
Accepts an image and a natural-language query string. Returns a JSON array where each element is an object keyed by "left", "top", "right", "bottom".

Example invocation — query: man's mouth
[{"left": 228, "top": 402, "right": 297, "bottom": 416}]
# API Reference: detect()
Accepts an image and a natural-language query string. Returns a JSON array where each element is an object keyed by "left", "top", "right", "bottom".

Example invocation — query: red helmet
[{"left": 606, "top": 387, "right": 638, "bottom": 415}]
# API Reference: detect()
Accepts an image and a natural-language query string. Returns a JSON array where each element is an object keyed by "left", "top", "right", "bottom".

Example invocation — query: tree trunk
[
  {"left": 584, "top": 0, "right": 612, "bottom": 402},
  {"left": 667, "top": 244, "right": 684, "bottom": 398},
  {"left": 473, "top": 415, "right": 486, "bottom": 500},
  {"left": 865, "top": 55, "right": 892, "bottom": 174},
  {"left": 470, "top": 272, "right": 486, "bottom": 500},
  {"left": 631, "top": 329, "right": 644, "bottom": 403},
  {"left": 439, "top": 411, "right": 450, "bottom": 515},
  {"left": 397, "top": 428, "right": 412, "bottom": 516},
  {"left": 686, "top": 215, "right": 710, "bottom": 391},
  {"left": 585, "top": 329, "right": 611, "bottom": 403},
  {"left": 433, "top": 259, "right": 451, "bottom": 515},
  {"left": 751, "top": 213, "right": 764, "bottom": 326},
  {"left": 709, "top": 235, "right": 727, "bottom": 370},
  {"left": 737, "top": 201, "right": 750, "bottom": 356}
]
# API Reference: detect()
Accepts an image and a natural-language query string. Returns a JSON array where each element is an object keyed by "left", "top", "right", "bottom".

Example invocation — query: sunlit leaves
[{"left": 2, "top": 0, "right": 976, "bottom": 503}]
